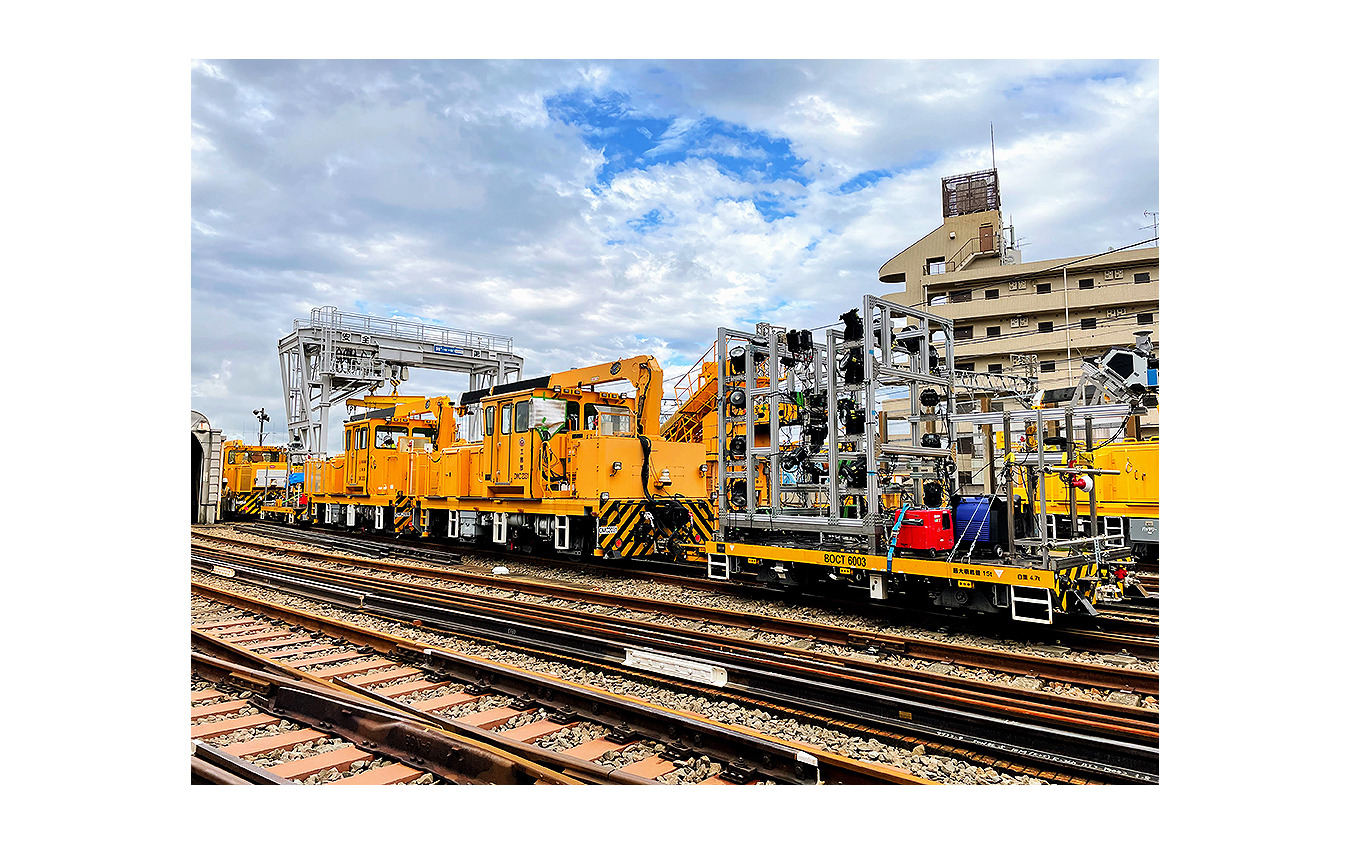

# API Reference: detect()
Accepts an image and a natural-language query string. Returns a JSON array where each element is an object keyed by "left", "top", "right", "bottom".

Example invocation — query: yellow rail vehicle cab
[
  {"left": 413, "top": 378, "right": 713, "bottom": 560},
  {"left": 304, "top": 395, "right": 447, "bottom": 532},
  {"left": 220, "top": 441, "right": 288, "bottom": 518}
]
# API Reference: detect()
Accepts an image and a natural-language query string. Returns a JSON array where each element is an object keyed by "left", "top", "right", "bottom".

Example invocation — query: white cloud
[{"left": 192, "top": 60, "right": 1157, "bottom": 443}]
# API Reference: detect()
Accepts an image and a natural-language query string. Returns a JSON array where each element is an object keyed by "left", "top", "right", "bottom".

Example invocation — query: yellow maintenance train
[
  {"left": 219, "top": 440, "right": 289, "bottom": 518},
  {"left": 293, "top": 356, "right": 716, "bottom": 561},
  {"left": 225, "top": 298, "right": 1155, "bottom": 624}
]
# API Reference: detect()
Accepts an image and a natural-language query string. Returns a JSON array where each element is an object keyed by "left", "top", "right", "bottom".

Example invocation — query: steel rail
[
  {"left": 192, "top": 645, "right": 591, "bottom": 784},
  {"left": 192, "top": 582, "right": 920, "bottom": 784},
  {"left": 202, "top": 523, "right": 1157, "bottom": 650},
  {"left": 196, "top": 541, "right": 1158, "bottom": 703},
  {"left": 191, "top": 741, "right": 294, "bottom": 784},
  {"left": 195, "top": 535, "right": 1159, "bottom": 690},
  {"left": 193, "top": 552, "right": 1158, "bottom": 782}
]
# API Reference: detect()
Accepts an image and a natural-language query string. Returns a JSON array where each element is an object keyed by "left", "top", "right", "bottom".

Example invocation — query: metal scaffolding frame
[
  {"left": 713, "top": 296, "right": 958, "bottom": 555},
  {"left": 949, "top": 398, "right": 1138, "bottom": 570}
]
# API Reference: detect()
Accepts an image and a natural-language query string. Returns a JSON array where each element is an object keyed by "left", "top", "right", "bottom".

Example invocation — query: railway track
[
  {"left": 192, "top": 538, "right": 1158, "bottom": 782},
  {"left": 204, "top": 524, "right": 1160, "bottom": 659},
  {"left": 196, "top": 533, "right": 1159, "bottom": 694},
  {"left": 191, "top": 590, "right": 920, "bottom": 784}
]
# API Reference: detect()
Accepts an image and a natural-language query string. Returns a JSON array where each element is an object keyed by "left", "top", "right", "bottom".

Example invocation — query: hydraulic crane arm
[{"left": 548, "top": 355, "right": 663, "bottom": 435}]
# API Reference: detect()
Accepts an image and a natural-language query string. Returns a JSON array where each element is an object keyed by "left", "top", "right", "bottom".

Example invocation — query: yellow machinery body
[
  {"left": 301, "top": 357, "right": 716, "bottom": 559},
  {"left": 1007, "top": 437, "right": 1158, "bottom": 520},
  {"left": 219, "top": 440, "right": 288, "bottom": 517}
]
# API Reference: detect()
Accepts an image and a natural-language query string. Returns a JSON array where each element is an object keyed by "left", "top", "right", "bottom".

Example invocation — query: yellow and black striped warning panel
[
  {"left": 236, "top": 492, "right": 262, "bottom": 515},
  {"left": 596, "top": 499, "right": 647, "bottom": 557},
  {"left": 597, "top": 499, "right": 716, "bottom": 559},
  {"left": 394, "top": 494, "right": 415, "bottom": 533},
  {"left": 684, "top": 499, "right": 717, "bottom": 544},
  {"left": 1052, "top": 561, "right": 1105, "bottom": 610}
]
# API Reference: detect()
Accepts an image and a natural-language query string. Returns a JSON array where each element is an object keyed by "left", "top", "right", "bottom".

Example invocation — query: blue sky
[{"left": 191, "top": 59, "right": 1159, "bottom": 444}]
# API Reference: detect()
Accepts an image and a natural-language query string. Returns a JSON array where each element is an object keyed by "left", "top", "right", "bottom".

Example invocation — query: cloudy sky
[{"left": 191, "top": 59, "right": 1158, "bottom": 444}]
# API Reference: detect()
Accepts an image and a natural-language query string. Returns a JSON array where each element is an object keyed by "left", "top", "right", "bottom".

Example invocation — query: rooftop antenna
[
  {"left": 1140, "top": 210, "right": 1159, "bottom": 245},
  {"left": 990, "top": 123, "right": 996, "bottom": 170}
]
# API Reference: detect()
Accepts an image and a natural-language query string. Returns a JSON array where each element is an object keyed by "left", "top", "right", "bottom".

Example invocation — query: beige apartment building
[{"left": 876, "top": 169, "right": 1159, "bottom": 491}]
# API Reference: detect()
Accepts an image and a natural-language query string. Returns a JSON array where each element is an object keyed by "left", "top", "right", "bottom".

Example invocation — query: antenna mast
[{"left": 1141, "top": 210, "right": 1159, "bottom": 244}]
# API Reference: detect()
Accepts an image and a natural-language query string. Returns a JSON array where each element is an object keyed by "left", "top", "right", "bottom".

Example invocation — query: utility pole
[{"left": 253, "top": 407, "right": 270, "bottom": 447}]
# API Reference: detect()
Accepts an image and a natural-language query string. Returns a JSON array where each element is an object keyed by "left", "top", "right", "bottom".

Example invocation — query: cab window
[
  {"left": 412, "top": 427, "right": 436, "bottom": 441},
  {"left": 357, "top": 428, "right": 368, "bottom": 450},
  {"left": 483, "top": 406, "right": 495, "bottom": 441},
  {"left": 598, "top": 408, "right": 635, "bottom": 436},
  {"left": 228, "top": 451, "right": 243, "bottom": 465},
  {"left": 345, "top": 429, "right": 352, "bottom": 452},
  {"left": 374, "top": 425, "right": 405, "bottom": 449},
  {"left": 501, "top": 403, "right": 512, "bottom": 435},
  {"left": 567, "top": 401, "right": 580, "bottom": 431},
  {"left": 514, "top": 401, "right": 531, "bottom": 434},
  {"left": 583, "top": 404, "right": 599, "bottom": 431}
]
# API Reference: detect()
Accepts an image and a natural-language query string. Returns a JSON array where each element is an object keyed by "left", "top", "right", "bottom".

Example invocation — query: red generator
[{"left": 891, "top": 508, "right": 955, "bottom": 555}]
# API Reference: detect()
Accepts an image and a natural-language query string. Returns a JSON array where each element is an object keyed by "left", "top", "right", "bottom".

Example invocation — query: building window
[
  {"left": 1078, "top": 278, "right": 1094, "bottom": 289},
  {"left": 954, "top": 325, "right": 973, "bottom": 341},
  {"left": 950, "top": 290, "right": 972, "bottom": 304},
  {"left": 926, "top": 257, "right": 947, "bottom": 275},
  {"left": 1080, "top": 317, "right": 1097, "bottom": 329},
  {"left": 958, "top": 471, "right": 974, "bottom": 487},
  {"left": 957, "top": 437, "right": 975, "bottom": 455},
  {"left": 1040, "top": 360, "right": 1057, "bottom": 373},
  {"left": 985, "top": 326, "right": 1001, "bottom": 337},
  {"left": 955, "top": 362, "right": 975, "bottom": 372},
  {"left": 984, "top": 288, "right": 999, "bottom": 299},
  {"left": 988, "top": 363, "right": 1003, "bottom": 373},
  {"left": 1135, "top": 272, "right": 1151, "bottom": 283},
  {"left": 1137, "top": 312, "right": 1154, "bottom": 325},
  {"left": 990, "top": 401, "right": 1004, "bottom": 411},
  {"left": 1038, "top": 321, "right": 1054, "bottom": 333},
  {"left": 1036, "top": 282, "right": 1052, "bottom": 294}
]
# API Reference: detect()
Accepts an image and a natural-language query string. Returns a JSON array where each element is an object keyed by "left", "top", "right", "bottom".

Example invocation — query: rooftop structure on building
[{"left": 876, "top": 167, "right": 1159, "bottom": 491}]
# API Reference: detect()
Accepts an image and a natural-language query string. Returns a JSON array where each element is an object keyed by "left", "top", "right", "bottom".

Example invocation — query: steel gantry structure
[{"left": 278, "top": 307, "right": 525, "bottom": 455}]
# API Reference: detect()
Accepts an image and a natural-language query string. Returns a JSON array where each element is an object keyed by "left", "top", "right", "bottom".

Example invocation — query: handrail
[
  {"left": 669, "top": 343, "right": 716, "bottom": 406},
  {"left": 923, "top": 232, "right": 1002, "bottom": 276},
  {"left": 659, "top": 343, "right": 718, "bottom": 438},
  {"left": 294, "top": 307, "right": 515, "bottom": 351}
]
